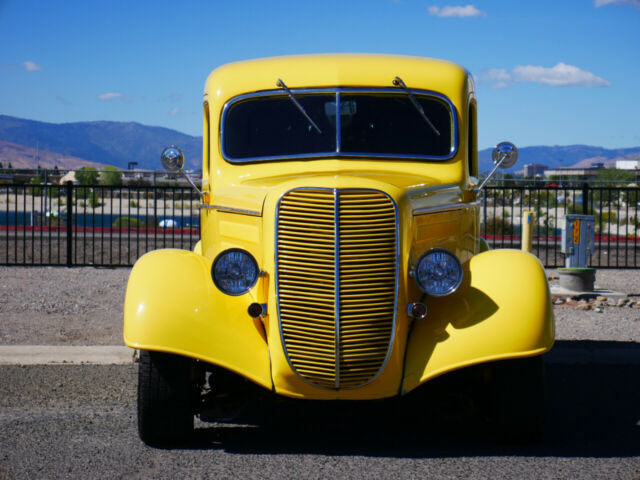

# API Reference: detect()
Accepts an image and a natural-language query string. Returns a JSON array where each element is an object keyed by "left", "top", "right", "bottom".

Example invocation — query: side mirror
[
  {"left": 476, "top": 141, "right": 518, "bottom": 192},
  {"left": 161, "top": 146, "right": 185, "bottom": 173},
  {"left": 492, "top": 141, "right": 518, "bottom": 169},
  {"left": 160, "top": 145, "right": 202, "bottom": 198}
]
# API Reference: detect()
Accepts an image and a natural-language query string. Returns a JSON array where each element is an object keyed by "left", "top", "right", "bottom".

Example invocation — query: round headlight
[
  {"left": 212, "top": 248, "right": 259, "bottom": 296},
  {"left": 414, "top": 248, "right": 463, "bottom": 297}
]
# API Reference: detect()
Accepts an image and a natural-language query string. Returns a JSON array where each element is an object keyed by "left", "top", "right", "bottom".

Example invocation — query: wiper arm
[
  {"left": 276, "top": 78, "right": 322, "bottom": 134},
  {"left": 392, "top": 76, "right": 440, "bottom": 136}
]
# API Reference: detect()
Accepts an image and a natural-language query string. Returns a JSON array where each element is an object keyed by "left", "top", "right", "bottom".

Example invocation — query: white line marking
[{"left": 0, "top": 345, "right": 134, "bottom": 365}]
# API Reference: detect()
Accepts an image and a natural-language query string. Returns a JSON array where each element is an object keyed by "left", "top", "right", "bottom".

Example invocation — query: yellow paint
[
  {"left": 123, "top": 249, "right": 272, "bottom": 389},
  {"left": 123, "top": 54, "right": 554, "bottom": 401},
  {"left": 573, "top": 219, "right": 581, "bottom": 244},
  {"left": 402, "top": 249, "right": 554, "bottom": 394}
]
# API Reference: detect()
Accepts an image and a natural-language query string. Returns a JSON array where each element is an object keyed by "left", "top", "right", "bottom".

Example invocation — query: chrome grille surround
[{"left": 276, "top": 188, "right": 398, "bottom": 390}]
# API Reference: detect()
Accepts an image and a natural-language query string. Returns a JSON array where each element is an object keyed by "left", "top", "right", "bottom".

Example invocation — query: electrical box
[{"left": 561, "top": 214, "right": 595, "bottom": 268}]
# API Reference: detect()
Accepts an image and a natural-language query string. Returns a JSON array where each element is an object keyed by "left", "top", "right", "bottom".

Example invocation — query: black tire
[
  {"left": 480, "top": 356, "right": 546, "bottom": 443},
  {"left": 138, "top": 350, "right": 195, "bottom": 445}
]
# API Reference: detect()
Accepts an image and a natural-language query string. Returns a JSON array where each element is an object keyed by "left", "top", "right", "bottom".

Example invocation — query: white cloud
[
  {"left": 23, "top": 60, "right": 41, "bottom": 71},
  {"left": 428, "top": 5, "right": 486, "bottom": 17},
  {"left": 98, "top": 92, "right": 124, "bottom": 101},
  {"left": 594, "top": 0, "right": 640, "bottom": 8},
  {"left": 169, "top": 107, "right": 181, "bottom": 116},
  {"left": 484, "top": 68, "right": 511, "bottom": 89},
  {"left": 484, "top": 62, "right": 610, "bottom": 88}
]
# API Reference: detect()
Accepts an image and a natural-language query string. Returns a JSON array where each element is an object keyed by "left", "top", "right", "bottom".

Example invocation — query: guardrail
[{"left": 1, "top": 182, "right": 638, "bottom": 267}]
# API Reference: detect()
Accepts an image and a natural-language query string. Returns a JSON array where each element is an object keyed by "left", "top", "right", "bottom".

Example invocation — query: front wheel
[
  {"left": 137, "top": 350, "right": 195, "bottom": 445},
  {"left": 478, "top": 356, "right": 546, "bottom": 443}
]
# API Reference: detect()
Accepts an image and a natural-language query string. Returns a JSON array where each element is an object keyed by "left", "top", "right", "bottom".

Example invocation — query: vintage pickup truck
[{"left": 124, "top": 54, "right": 554, "bottom": 445}]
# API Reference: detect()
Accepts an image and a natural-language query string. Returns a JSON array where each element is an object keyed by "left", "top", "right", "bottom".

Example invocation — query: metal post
[
  {"left": 66, "top": 181, "right": 73, "bottom": 267},
  {"left": 582, "top": 183, "right": 589, "bottom": 215},
  {"left": 153, "top": 172, "right": 157, "bottom": 226},
  {"left": 522, "top": 211, "right": 533, "bottom": 252}
]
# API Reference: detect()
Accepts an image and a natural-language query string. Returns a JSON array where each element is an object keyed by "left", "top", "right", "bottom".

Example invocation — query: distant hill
[
  {"left": 1, "top": 114, "right": 639, "bottom": 174},
  {"left": 0, "top": 115, "right": 202, "bottom": 171},
  {"left": 479, "top": 145, "right": 640, "bottom": 173},
  {"left": 0, "top": 140, "right": 106, "bottom": 170}
]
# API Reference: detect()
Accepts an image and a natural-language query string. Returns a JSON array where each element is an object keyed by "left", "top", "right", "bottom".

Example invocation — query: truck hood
[{"left": 210, "top": 169, "right": 464, "bottom": 216}]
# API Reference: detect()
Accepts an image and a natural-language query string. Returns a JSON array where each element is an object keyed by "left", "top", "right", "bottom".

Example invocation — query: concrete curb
[
  {"left": 0, "top": 345, "right": 134, "bottom": 365},
  {"left": 0, "top": 344, "right": 638, "bottom": 366}
]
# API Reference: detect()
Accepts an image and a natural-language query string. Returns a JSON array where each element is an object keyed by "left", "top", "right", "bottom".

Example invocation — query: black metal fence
[
  {"left": 481, "top": 184, "right": 640, "bottom": 268},
  {"left": 1, "top": 183, "right": 200, "bottom": 267},
  {"left": 1, "top": 182, "right": 639, "bottom": 268}
]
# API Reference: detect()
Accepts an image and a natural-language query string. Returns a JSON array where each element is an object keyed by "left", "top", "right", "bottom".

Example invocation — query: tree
[
  {"left": 100, "top": 166, "right": 123, "bottom": 186},
  {"left": 595, "top": 168, "right": 634, "bottom": 185},
  {"left": 75, "top": 166, "right": 99, "bottom": 185},
  {"left": 30, "top": 175, "right": 43, "bottom": 196}
]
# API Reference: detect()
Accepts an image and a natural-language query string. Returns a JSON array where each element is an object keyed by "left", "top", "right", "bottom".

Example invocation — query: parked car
[{"left": 124, "top": 54, "right": 555, "bottom": 445}]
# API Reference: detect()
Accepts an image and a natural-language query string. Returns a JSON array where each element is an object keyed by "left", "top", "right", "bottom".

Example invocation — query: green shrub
[
  {"left": 130, "top": 200, "right": 139, "bottom": 208},
  {"left": 89, "top": 191, "right": 101, "bottom": 209},
  {"left": 112, "top": 216, "right": 142, "bottom": 228},
  {"left": 482, "top": 217, "right": 513, "bottom": 235},
  {"left": 597, "top": 211, "right": 617, "bottom": 224}
]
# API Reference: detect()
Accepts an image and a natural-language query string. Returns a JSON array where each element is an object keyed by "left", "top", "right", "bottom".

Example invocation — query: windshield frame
[{"left": 220, "top": 87, "right": 459, "bottom": 163}]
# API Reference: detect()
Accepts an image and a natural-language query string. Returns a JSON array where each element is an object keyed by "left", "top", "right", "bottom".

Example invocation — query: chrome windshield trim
[
  {"left": 275, "top": 187, "right": 399, "bottom": 391},
  {"left": 203, "top": 204, "right": 262, "bottom": 216},
  {"left": 412, "top": 200, "right": 481, "bottom": 216},
  {"left": 221, "top": 87, "right": 458, "bottom": 163}
]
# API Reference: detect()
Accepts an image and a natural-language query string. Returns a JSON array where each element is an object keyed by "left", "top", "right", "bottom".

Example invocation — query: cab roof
[{"left": 204, "top": 54, "right": 470, "bottom": 105}]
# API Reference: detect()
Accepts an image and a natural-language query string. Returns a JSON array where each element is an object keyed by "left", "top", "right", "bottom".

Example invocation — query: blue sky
[{"left": 1, "top": 0, "right": 639, "bottom": 149}]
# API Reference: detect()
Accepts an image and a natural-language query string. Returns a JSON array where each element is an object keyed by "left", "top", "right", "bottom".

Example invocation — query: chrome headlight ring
[
  {"left": 414, "top": 248, "right": 463, "bottom": 297},
  {"left": 211, "top": 248, "right": 259, "bottom": 296}
]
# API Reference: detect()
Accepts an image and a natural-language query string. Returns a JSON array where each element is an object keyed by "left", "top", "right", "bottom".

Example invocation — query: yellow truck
[{"left": 124, "top": 54, "right": 554, "bottom": 445}]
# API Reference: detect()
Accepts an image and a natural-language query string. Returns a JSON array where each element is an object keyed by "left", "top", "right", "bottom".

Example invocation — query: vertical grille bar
[{"left": 277, "top": 188, "right": 397, "bottom": 390}]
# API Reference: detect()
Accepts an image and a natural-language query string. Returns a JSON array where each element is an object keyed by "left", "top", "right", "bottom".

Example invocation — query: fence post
[
  {"left": 582, "top": 182, "right": 589, "bottom": 215},
  {"left": 66, "top": 181, "right": 73, "bottom": 267},
  {"left": 522, "top": 211, "right": 534, "bottom": 252}
]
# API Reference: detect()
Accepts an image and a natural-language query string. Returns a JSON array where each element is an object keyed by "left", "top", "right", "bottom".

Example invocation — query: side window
[{"left": 467, "top": 101, "right": 477, "bottom": 177}]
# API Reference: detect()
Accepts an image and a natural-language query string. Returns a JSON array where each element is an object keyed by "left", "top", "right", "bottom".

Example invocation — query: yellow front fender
[
  {"left": 123, "top": 249, "right": 272, "bottom": 390},
  {"left": 402, "top": 249, "right": 554, "bottom": 394}
]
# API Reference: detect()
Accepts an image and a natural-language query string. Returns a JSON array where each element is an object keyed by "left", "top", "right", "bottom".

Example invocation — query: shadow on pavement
[{"left": 181, "top": 340, "right": 639, "bottom": 458}]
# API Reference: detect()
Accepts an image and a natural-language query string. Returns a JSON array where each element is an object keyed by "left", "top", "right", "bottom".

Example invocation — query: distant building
[
  {"left": 543, "top": 166, "right": 603, "bottom": 181},
  {"left": 58, "top": 171, "right": 77, "bottom": 184},
  {"left": 524, "top": 163, "right": 548, "bottom": 177},
  {"left": 616, "top": 159, "right": 640, "bottom": 170}
]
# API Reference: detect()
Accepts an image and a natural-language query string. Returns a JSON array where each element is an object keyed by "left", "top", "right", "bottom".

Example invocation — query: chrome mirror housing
[
  {"left": 161, "top": 146, "right": 185, "bottom": 173},
  {"left": 492, "top": 141, "right": 518, "bottom": 169},
  {"left": 160, "top": 145, "right": 203, "bottom": 198},
  {"left": 476, "top": 141, "right": 519, "bottom": 193}
]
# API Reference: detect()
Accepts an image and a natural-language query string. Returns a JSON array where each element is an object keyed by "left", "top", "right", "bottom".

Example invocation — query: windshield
[{"left": 222, "top": 89, "right": 456, "bottom": 162}]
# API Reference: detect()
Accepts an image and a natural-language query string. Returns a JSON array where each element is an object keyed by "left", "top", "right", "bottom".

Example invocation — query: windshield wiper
[
  {"left": 276, "top": 78, "right": 322, "bottom": 134},
  {"left": 392, "top": 76, "right": 440, "bottom": 137}
]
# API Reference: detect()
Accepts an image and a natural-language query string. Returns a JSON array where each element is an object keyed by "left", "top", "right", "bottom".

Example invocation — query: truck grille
[{"left": 276, "top": 188, "right": 397, "bottom": 389}]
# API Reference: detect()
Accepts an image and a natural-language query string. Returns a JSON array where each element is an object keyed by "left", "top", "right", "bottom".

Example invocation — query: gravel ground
[{"left": 0, "top": 266, "right": 638, "bottom": 345}]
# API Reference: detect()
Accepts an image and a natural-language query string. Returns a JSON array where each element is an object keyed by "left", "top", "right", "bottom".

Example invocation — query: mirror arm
[
  {"left": 475, "top": 154, "right": 507, "bottom": 193},
  {"left": 179, "top": 169, "right": 203, "bottom": 198}
]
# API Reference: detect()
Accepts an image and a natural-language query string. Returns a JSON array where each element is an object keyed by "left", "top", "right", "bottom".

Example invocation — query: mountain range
[{"left": 1, "top": 114, "right": 639, "bottom": 173}]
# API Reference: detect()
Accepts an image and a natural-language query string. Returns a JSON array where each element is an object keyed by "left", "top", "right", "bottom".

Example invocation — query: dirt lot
[{"left": 0, "top": 266, "right": 638, "bottom": 346}]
